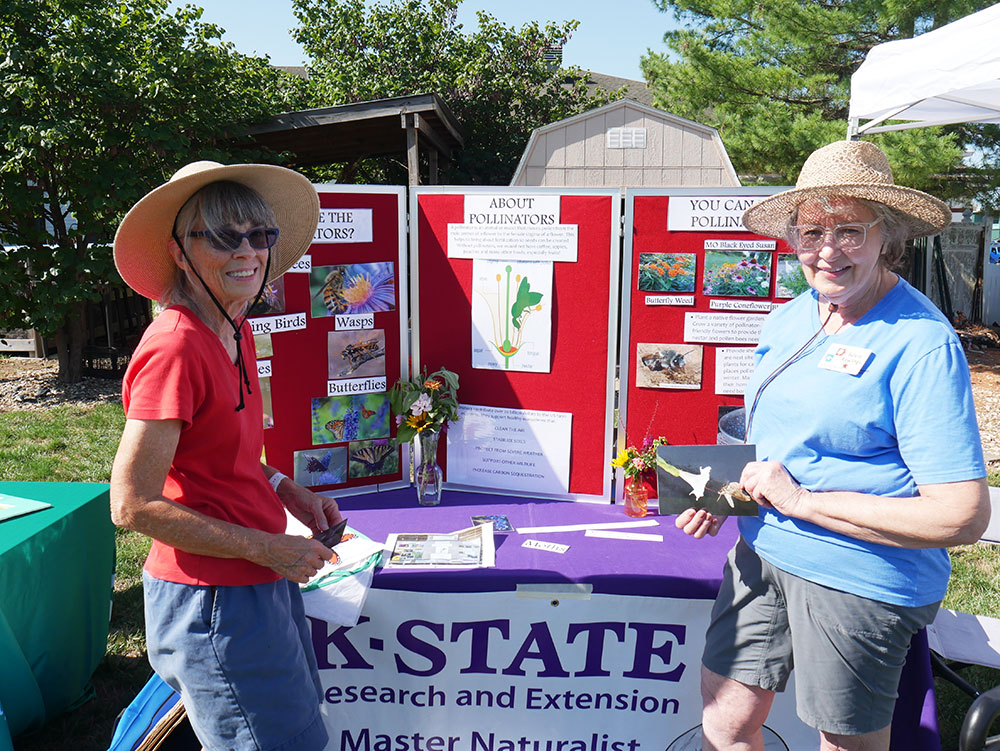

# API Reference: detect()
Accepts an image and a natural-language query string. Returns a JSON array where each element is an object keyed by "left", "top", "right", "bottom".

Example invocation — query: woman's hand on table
[
  {"left": 740, "top": 460, "right": 809, "bottom": 517},
  {"left": 675, "top": 508, "right": 726, "bottom": 538}
]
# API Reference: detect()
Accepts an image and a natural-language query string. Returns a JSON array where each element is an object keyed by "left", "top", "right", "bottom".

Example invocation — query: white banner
[
  {"left": 307, "top": 589, "right": 816, "bottom": 751},
  {"left": 314, "top": 208, "right": 373, "bottom": 244},
  {"left": 667, "top": 196, "right": 766, "bottom": 232}
]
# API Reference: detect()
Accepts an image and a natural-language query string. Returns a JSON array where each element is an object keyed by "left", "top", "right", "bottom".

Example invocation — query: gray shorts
[
  {"left": 144, "top": 571, "right": 328, "bottom": 751},
  {"left": 702, "top": 538, "right": 939, "bottom": 735}
]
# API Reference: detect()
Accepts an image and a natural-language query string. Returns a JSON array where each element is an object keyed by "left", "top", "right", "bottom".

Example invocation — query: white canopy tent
[{"left": 848, "top": 2, "right": 1000, "bottom": 137}]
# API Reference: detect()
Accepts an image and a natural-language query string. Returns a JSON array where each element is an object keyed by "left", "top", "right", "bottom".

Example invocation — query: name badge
[{"left": 818, "top": 344, "right": 873, "bottom": 375}]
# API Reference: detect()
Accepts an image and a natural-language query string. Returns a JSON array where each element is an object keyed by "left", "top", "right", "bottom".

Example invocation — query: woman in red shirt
[{"left": 111, "top": 161, "right": 340, "bottom": 751}]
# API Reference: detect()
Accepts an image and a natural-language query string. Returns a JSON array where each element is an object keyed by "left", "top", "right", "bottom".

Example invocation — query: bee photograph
[
  {"left": 328, "top": 330, "right": 386, "bottom": 379},
  {"left": 636, "top": 343, "right": 703, "bottom": 389},
  {"left": 293, "top": 447, "right": 348, "bottom": 488},
  {"left": 348, "top": 439, "right": 399, "bottom": 479},
  {"left": 311, "top": 393, "right": 390, "bottom": 445},
  {"left": 309, "top": 262, "right": 396, "bottom": 318}
]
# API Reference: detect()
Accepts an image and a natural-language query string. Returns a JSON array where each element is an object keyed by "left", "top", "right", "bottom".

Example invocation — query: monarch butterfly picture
[{"left": 311, "top": 393, "right": 390, "bottom": 446}]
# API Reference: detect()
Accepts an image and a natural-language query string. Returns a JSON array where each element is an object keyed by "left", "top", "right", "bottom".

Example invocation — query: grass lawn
[{"left": 3, "top": 402, "right": 1000, "bottom": 749}]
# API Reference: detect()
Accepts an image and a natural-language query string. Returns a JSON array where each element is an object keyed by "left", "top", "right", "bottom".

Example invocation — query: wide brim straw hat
[
  {"left": 114, "top": 161, "right": 319, "bottom": 301},
  {"left": 741, "top": 140, "right": 951, "bottom": 241}
]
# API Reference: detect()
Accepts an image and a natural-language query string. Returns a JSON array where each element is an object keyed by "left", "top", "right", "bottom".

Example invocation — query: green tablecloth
[{"left": 0, "top": 481, "right": 115, "bottom": 740}]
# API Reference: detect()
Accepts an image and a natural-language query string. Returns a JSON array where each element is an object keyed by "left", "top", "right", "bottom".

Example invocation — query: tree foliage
[
  {"left": 291, "top": 0, "right": 620, "bottom": 185},
  {"left": 0, "top": 0, "right": 304, "bottom": 381},
  {"left": 641, "top": 0, "right": 999, "bottom": 200}
]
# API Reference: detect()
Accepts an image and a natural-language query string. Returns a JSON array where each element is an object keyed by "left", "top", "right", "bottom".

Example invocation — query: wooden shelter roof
[{"left": 246, "top": 93, "right": 464, "bottom": 183}]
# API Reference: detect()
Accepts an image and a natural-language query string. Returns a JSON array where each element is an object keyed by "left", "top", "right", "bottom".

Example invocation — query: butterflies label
[{"left": 327, "top": 376, "right": 387, "bottom": 397}]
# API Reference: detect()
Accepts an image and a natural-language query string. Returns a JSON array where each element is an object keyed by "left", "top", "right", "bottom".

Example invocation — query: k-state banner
[{"left": 306, "top": 590, "right": 815, "bottom": 751}]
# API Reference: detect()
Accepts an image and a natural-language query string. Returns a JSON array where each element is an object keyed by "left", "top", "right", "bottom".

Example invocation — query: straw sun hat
[
  {"left": 741, "top": 140, "right": 951, "bottom": 241},
  {"left": 114, "top": 161, "right": 320, "bottom": 301}
]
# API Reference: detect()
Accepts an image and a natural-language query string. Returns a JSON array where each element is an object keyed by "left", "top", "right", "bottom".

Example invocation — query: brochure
[
  {"left": 385, "top": 524, "right": 496, "bottom": 568},
  {"left": 0, "top": 492, "right": 52, "bottom": 523}
]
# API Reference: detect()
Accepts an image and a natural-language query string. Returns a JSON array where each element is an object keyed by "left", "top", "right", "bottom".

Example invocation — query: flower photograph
[
  {"left": 310, "top": 393, "right": 390, "bottom": 445},
  {"left": 775, "top": 252, "right": 810, "bottom": 298},
  {"left": 248, "top": 275, "right": 286, "bottom": 316},
  {"left": 637, "top": 252, "right": 696, "bottom": 293},
  {"left": 702, "top": 250, "right": 772, "bottom": 298},
  {"left": 310, "top": 262, "right": 396, "bottom": 318}
]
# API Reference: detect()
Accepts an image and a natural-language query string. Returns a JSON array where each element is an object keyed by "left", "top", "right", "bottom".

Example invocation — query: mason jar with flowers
[
  {"left": 389, "top": 368, "right": 460, "bottom": 506},
  {"left": 610, "top": 435, "right": 666, "bottom": 517}
]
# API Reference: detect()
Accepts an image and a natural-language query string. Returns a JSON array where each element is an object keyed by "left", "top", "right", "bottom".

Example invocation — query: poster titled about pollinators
[
  {"left": 309, "top": 262, "right": 396, "bottom": 318},
  {"left": 311, "top": 393, "right": 390, "bottom": 445},
  {"left": 470, "top": 259, "right": 552, "bottom": 372}
]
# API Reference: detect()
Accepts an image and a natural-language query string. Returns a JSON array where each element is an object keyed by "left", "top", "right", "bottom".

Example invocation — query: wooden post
[
  {"left": 404, "top": 113, "right": 420, "bottom": 186},
  {"left": 429, "top": 148, "right": 439, "bottom": 185}
]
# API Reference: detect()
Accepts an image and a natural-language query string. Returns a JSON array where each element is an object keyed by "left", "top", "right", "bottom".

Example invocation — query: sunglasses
[{"left": 188, "top": 227, "right": 279, "bottom": 251}]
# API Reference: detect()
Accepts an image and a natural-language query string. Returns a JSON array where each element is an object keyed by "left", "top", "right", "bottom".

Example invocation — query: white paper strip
[
  {"left": 585, "top": 529, "right": 664, "bottom": 542},
  {"left": 516, "top": 520, "right": 659, "bottom": 534}
]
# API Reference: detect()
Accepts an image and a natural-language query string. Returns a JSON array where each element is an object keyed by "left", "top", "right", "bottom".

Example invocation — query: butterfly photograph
[
  {"left": 349, "top": 439, "right": 399, "bottom": 479},
  {"left": 311, "top": 393, "right": 390, "bottom": 445},
  {"left": 293, "top": 447, "right": 347, "bottom": 487}
]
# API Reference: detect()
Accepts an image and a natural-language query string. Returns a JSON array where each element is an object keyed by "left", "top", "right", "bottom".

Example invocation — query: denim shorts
[
  {"left": 702, "top": 538, "right": 939, "bottom": 735},
  {"left": 143, "top": 571, "right": 328, "bottom": 751}
]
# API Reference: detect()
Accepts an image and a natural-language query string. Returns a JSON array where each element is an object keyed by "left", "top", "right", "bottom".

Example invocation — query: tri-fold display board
[{"left": 256, "top": 183, "right": 795, "bottom": 504}]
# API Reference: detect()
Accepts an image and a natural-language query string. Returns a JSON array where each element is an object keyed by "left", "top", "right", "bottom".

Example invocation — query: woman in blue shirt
[{"left": 677, "top": 140, "right": 990, "bottom": 751}]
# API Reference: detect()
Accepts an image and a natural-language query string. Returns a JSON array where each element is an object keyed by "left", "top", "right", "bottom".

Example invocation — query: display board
[
  {"left": 259, "top": 185, "right": 409, "bottom": 496},
  {"left": 411, "top": 188, "right": 620, "bottom": 501},
  {"left": 618, "top": 189, "right": 791, "bottom": 497}
]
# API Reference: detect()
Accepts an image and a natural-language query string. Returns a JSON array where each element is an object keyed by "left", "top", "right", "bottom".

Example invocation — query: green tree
[
  {"left": 641, "top": 0, "right": 998, "bottom": 198},
  {"left": 0, "top": 0, "right": 305, "bottom": 382},
  {"left": 292, "top": 0, "right": 619, "bottom": 185}
]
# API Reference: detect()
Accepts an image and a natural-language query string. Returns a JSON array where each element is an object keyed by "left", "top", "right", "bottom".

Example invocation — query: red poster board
[
  {"left": 618, "top": 188, "right": 789, "bottom": 498},
  {"left": 411, "top": 188, "right": 620, "bottom": 501},
  {"left": 260, "top": 185, "right": 408, "bottom": 496}
]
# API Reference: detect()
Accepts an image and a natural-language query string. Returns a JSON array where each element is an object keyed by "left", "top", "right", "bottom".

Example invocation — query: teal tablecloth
[{"left": 0, "top": 481, "right": 115, "bottom": 739}]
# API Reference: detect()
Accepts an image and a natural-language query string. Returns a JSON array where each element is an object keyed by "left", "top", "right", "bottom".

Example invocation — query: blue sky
[{"left": 165, "top": 0, "right": 678, "bottom": 81}]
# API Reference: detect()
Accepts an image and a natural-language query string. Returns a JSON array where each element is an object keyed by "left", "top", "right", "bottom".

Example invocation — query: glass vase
[
  {"left": 414, "top": 430, "right": 443, "bottom": 506},
  {"left": 623, "top": 476, "right": 649, "bottom": 518}
]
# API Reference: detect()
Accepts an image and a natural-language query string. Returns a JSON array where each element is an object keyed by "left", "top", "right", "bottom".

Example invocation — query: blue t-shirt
[{"left": 739, "top": 277, "right": 984, "bottom": 606}]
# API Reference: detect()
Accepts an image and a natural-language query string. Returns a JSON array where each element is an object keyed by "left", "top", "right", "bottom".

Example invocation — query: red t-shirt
[{"left": 122, "top": 306, "right": 284, "bottom": 586}]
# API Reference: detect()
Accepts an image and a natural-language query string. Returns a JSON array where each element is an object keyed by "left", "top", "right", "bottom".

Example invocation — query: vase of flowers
[
  {"left": 611, "top": 435, "right": 667, "bottom": 517},
  {"left": 389, "top": 368, "right": 460, "bottom": 506}
]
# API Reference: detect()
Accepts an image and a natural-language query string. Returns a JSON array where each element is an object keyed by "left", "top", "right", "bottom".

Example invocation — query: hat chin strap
[{"left": 171, "top": 230, "right": 271, "bottom": 412}]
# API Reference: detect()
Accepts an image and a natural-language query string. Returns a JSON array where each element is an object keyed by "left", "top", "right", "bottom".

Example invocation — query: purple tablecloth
[{"left": 337, "top": 488, "right": 940, "bottom": 751}]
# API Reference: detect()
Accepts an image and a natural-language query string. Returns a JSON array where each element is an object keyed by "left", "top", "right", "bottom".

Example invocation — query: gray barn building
[{"left": 510, "top": 98, "right": 739, "bottom": 189}]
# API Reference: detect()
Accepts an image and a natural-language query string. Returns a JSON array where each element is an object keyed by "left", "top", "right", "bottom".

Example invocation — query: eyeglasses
[
  {"left": 188, "top": 227, "right": 279, "bottom": 251},
  {"left": 788, "top": 217, "right": 882, "bottom": 252}
]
